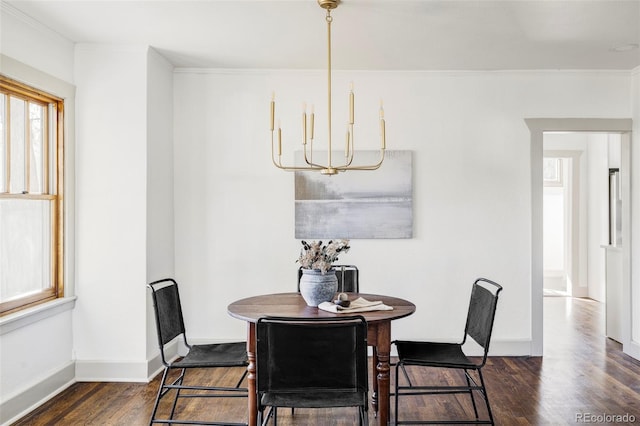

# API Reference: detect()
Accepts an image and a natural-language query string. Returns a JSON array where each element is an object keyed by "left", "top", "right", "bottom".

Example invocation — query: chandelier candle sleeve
[
  {"left": 380, "top": 101, "right": 386, "bottom": 149},
  {"left": 310, "top": 105, "right": 315, "bottom": 140},
  {"left": 278, "top": 120, "right": 282, "bottom": 156},
  {"left": 303, "top": 103, "right": 307, "bottom": 144},
  {"left": 345, "top": 131, "right": 349, "bottom": 157},
  {"left": 270, "top": 93, "right": 275, "bottom": 131},
  {"left": 349, "top": 83, "right": 354, "bottom": 125}
]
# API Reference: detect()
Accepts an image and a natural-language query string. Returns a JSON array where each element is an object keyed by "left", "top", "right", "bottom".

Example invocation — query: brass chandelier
[{"left": 269, "top": 0, "right": 386, "bottom": 176}]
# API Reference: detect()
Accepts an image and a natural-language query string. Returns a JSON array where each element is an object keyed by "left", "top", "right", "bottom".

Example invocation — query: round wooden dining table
[{"left": 227, "top": 292, "right": 416, "bottom": 426}]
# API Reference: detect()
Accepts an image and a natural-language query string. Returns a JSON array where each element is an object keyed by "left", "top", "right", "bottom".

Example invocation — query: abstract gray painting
[{"left": 295, "top": 150, "right": 413, "bottom": 239}]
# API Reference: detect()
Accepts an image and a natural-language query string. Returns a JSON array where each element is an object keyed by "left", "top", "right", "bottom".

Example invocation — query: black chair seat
[
  {"left": 173, "top": 342, "right": 248, "bottom": 368},
  {"left": 261, "top": 390, "right": 366, "bottom": 408},
  {"left": 394, "top": 341, "right": 477, "bottom": 369}
]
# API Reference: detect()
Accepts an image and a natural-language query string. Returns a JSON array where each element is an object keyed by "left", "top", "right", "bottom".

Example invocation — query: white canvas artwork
[{"left": 295, "top": 150, "right": 413, "bottom": 239}]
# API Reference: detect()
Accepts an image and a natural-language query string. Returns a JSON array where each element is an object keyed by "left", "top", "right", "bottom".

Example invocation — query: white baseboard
[
  {"left": 0, "top": 361, "right": 75, "bottom": 426},
  {"left": 191, "top": 337, "right": 533, "bottom": 357},
  {"left": 487, "top": 339, "right": 535, "bottom": 356},
  {"left": 75, "top": 340, "right": 180, "bottom": 382},
  {"left": 147, "top": 349, "right": 165, "bottom": 380},
  {"left": 459, "top": 338, "right": 534, "bottom": 357},
  {"left": 1, "top": 343, "right": 180, "bottom": 425},
  {"left": 74, "top": 359, "right": 151, "bottom": 382},
  {"left": 1, "top": 337, "right": 535, "bottom": 426}
]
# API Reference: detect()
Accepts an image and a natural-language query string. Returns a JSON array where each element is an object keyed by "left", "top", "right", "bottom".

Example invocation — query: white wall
[
  {"left": 173, "top": 69, "right": 631, "bottom": 351},
  {"left": 587, "top": 135, "right": 611, "bottom": 302},
  {"left": 0, "top": 5, "right": 77, "bottom": 423},
  {"left": 146, "top": 49, "right": 175, "bottom": 281},
  {"left": 145, "top": 49, "right": 175, "bottom": 361},
  {"left": 543, "top": 185, "right": 565, "bottom": 283},
  {"left": 73, "top": 44, "right": 149, "bottom": 380},
  {"left": 631, "top": 67, "right": 640, "bottom": 356}
]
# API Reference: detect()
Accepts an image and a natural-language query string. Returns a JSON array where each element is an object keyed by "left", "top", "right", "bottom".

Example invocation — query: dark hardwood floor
[{"left": 12, "top": 297, "right": 640, "bottom": 425}]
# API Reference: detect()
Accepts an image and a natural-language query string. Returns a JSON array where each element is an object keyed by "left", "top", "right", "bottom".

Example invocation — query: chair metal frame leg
[
  {"left": 263, "top": 405, "right": 364, "bottom": 425},
  {"left": 169, "top": 369, "right": 186, "bottom": 420},
  {"left": 257, "top": 407, "right": 264, "bottom": 426},
  {"left": 235, "top": 369, "right": 248, "bottom": 388},
  {"left": 464, "top": 369, "right": 480, "bottom": 420},
  {"left": 149, "top": 367, "right": 188, "bottom": 424},
  {"left": 149, "top": 366, "right": 248, "bottom": 426},
  {"left": 476, "top": 369, "right": 495, "bottom": 425},
  {"left": 149, "top": 368, "right": 170, "bottom": 426},
  {"left": 394, "top": 364, "right": 494, "bottom": 425},
  {"left": 259, "top": 406, "right": 275, "bottom": 426},
  {"left": 360, "top": 405, "right": 369, "bottom": 426}
]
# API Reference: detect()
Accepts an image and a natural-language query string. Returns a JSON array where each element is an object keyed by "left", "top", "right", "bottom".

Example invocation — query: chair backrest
[
  {"left": 148, "top": 278, "right": 188, "bottom": 362},
  {"left": 297, "top": 265, "right": 359, "bottom": 293},
  {"left": 256, "top": 316, "right": 368, "bottom": 400},
  {"left": 464, "top": 278, "right": 503, "bottom": 359}
]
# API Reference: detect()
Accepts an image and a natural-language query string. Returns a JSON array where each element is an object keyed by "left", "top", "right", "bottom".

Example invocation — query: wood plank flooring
[{"left": 11, "top": 297, "right": 640, "bottom": 425}]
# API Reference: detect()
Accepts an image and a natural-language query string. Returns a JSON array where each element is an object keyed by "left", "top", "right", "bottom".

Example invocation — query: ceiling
[{"left": 5, "top": 0, "right": 640, "bottom": 71}]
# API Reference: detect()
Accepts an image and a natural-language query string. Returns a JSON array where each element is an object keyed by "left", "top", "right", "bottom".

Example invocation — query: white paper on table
[{"left": 318, "top": 297, "right": 394, "bottom": 314}]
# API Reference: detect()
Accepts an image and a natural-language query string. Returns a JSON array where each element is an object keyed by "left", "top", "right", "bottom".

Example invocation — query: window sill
[{"left": 0, "top": 297, "right": 76, "bottom": 336}]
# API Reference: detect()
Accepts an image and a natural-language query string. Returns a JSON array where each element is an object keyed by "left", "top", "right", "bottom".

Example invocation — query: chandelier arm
[
  {"left": 302, "top": 140, "right": 326, "bottom": 168},
  {"left": 304, "top": 159, "right": 330, "bottom": 169},
  {"left": 270, "top": 131, "right": 282, "bottom": 168},
  {"left": 272, "top": 130, "right": 326, "bottom": 171},
  {"left": 279, "top": 165, "right": 327, "bottom": 172},
  {"left": 273, "top": 130, "right": 338, "bottom": 171},
  {"left": 334, "top": 149, "right": 386, "bottom": 171},
  {"left": 303, "top": 125, "right": 330, "bottom": 169},
  {"left": 305, "top": 136, "right": 313, "bottom": 165}
]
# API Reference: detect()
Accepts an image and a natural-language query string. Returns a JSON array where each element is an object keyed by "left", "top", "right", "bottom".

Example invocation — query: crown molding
[{"left": 1, "top": 2, "right": 73, "bottom": 45}]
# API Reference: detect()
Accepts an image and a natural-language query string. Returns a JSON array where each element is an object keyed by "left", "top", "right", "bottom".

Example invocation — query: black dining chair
[
  {"left": 297, "top": 265, "right": 359, "bottom": 293},
  {"left": 256, "top": 316, "right": 369, "bottom": 426},
  {"left": 147, "top": 278, "right": 248, "bottom": 426},
  {"left": 392, "top": 278, "right": 503, "bottom": 425}
]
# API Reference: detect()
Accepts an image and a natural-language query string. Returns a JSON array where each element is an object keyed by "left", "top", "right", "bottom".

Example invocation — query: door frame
[{"left": 526, "top": 118, "right": 632, "bottom": 356}]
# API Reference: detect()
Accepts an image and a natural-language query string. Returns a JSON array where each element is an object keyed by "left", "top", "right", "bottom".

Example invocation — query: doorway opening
[
  {"left": 542, "top": 133, "right": 621, "bottom": 301},
  {"left": 542, "top": 155, "right": 571, "bottom": 296},
  {"left": 526, "top": 118, "right": 632, "bottom": 357}
]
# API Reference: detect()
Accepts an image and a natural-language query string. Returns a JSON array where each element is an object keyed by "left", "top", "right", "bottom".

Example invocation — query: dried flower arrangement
[{"left": 297, "top": 240, "right": 350, "bottom": 274}]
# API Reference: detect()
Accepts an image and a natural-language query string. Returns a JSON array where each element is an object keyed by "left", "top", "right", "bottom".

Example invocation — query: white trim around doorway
[{"left": 526, "top": 118, "right": 632, "bottom": 357}]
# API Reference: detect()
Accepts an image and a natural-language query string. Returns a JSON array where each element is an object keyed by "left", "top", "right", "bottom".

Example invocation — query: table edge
[{"left": 227, "top": 292, "right": 416, "bottom": 323}]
